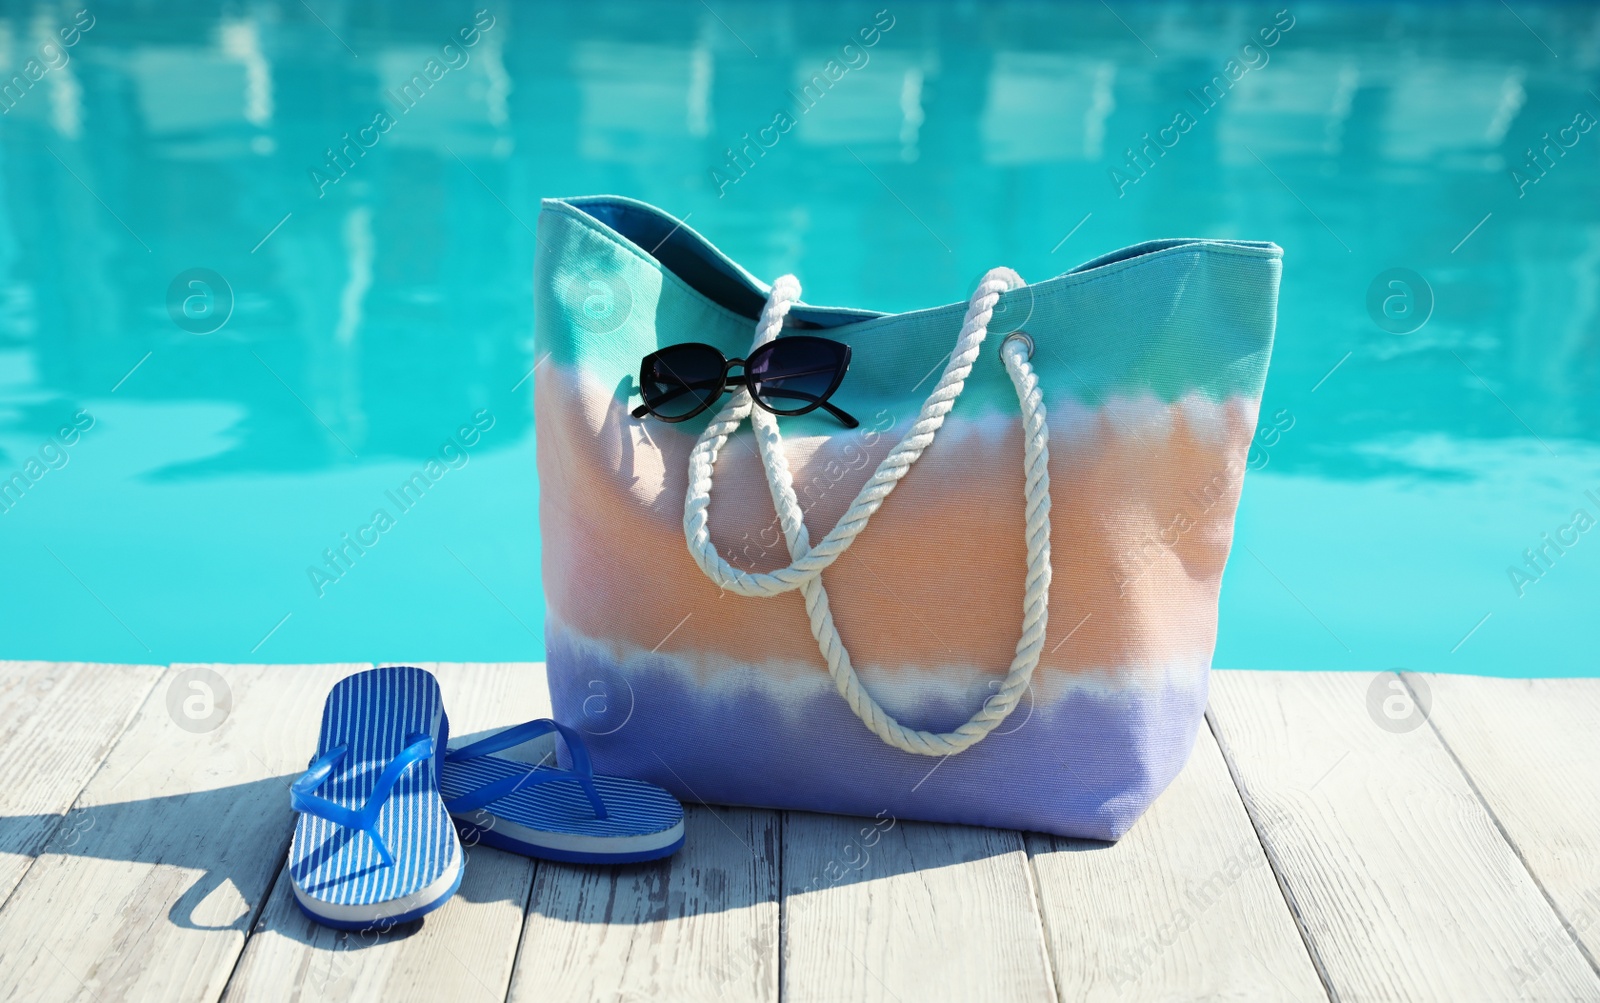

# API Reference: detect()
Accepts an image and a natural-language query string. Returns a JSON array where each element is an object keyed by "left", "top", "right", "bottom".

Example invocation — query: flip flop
[
  {"left": 440, "top": 719, "right": 686, "bottom": 864},
  {"left": 287, "top": 665, "right": 463, "bottom": 929}
]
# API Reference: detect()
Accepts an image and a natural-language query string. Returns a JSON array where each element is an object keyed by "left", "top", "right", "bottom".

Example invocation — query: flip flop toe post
[
  {"left": 442, "top": 719, "right": 685, "bottom": 864},
  {"left": 288, "top": 665, "right": 462, "bottom": 929}
]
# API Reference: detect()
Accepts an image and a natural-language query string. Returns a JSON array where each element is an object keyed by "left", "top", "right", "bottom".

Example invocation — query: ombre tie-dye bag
[{"left": 534, "top": 195, "right": 1279, "bottom": 840}]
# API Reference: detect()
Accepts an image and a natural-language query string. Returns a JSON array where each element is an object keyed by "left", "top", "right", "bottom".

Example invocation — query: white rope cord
[
  {"left": 679, "top": 269, "right": 1053, "bottom": 756},
  {"left": 687, "top": 270, "right": 1028, "bottom": 595}
]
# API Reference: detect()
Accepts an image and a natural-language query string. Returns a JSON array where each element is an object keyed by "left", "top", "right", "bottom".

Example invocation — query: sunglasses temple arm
[
  {"left": 760, "top": 388, "right": 860, "bottom": 429},
  {"left": 821, "top": 400, "right": 860, "bottom": 429}
]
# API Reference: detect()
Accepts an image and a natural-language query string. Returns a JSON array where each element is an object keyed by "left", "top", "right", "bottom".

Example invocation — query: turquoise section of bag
[{"left": 535, "top": 195, "right": 1281, "bottom": 425}]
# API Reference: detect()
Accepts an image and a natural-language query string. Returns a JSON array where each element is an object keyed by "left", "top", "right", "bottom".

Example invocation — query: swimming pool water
[{"left": 1, "top": 2, "right": 1596, "bottom": 675}]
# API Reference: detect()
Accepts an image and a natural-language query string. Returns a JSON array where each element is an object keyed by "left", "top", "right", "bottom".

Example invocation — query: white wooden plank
[
  {"left": 781, "top": 812, "right": 1055, "bottom": 1003},
  {"left": 507, "top": 804, "right": 780, "bottom": 1003},
  {"left": 1027, "top": 723, "right": 1326, "bottom": 1001},
  {"left": 0, "top": 663, "right": 366, "bottom": 1003},
  {"left": 222, "top": 662, "right": 550, "bottom": 1003},
  {"left": 1415, "top": 673, "right": 1600, "bottom": 979},
  {"left": 1208, "top": 669, "right": 1600, "bottom": 1001},
  {"left": 0, "top": 661, "right": 159, "bottom": 905}
]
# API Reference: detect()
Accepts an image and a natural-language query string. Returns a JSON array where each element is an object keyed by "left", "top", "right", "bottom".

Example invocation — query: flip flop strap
[
  {"left": 290, "top": 733, "right": 435, "bottom": 867},
  {"left": 443, "top": 718, "right": 608, "bottom": 820}
]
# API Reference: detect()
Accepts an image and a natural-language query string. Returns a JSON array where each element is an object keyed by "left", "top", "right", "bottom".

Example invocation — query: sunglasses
[{"left": 631, "top": 336, "right": 859, "bottom": 428}]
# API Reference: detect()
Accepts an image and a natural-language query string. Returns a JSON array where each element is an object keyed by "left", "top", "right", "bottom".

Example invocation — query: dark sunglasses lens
[
  {"left": 748, "top": 338, "right": 849, "bottom": 416},
  {"left": 641, "top": 345, "right": 725, "bottom": 420}
]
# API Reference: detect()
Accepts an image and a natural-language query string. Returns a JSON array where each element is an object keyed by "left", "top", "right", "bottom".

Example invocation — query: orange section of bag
[{"left": 537, "top": 363, "right": 1258, "bottom": 686}]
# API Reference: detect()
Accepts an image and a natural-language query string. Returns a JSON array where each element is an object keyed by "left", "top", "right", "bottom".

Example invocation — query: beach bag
[{"left": 533, "top": 195, "right": 1280, "bottom": 840}]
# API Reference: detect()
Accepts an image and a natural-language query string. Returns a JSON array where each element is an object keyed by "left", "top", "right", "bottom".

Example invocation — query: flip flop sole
[
  {"left": 442, "top": 752, "right": 685, "bottom": 864},
  {"left": 454, "top": 812, "right": 686, "bottom": 864},
  {"left": 289, "top": 666, "right": 460, "bottom": 925},
  {"left": 292, "top": 849, "right": 464, "bottom": 929}
]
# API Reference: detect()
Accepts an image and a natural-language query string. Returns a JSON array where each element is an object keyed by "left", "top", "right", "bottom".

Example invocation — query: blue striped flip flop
[
  {"left": 440, "top": 719, "right": 685, "bottom": 864},
  {"left": 287, "top": 666, "right": 463, "bottom": 929}
]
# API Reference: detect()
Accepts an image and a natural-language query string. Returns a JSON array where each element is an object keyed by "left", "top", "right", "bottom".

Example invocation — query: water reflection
[{"left": 0, "top": 0, "right": 1596, "bottom": 669}]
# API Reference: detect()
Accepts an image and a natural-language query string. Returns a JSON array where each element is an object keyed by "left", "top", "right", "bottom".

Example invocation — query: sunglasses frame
[{"left": 631, "top": 336, "right": 859, "bottom": 428}]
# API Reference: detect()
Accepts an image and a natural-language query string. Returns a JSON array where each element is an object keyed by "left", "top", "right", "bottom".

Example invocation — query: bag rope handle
[{"left": 680, "top": 269, "right": 1052, "bottom": 756}]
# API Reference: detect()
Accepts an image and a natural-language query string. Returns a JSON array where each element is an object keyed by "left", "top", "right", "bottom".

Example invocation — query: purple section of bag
[{"left": 546, "top": 626, "right": 1207, "bottom": 841}]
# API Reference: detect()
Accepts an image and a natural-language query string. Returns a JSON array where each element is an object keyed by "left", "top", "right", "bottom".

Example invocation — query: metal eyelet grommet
[{"left": 1000, "top": 330, "right": 1034, "bottom": 361}]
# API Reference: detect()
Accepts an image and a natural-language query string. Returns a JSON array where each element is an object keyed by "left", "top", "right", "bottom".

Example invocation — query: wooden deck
[{"left": 1, "top": 663, "right": 1598, "bottom": 1001}]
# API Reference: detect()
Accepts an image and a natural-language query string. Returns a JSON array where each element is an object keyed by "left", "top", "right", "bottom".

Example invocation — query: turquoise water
[{"left": 1, "top": 2, "right": 1596, "bottom": 675}]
